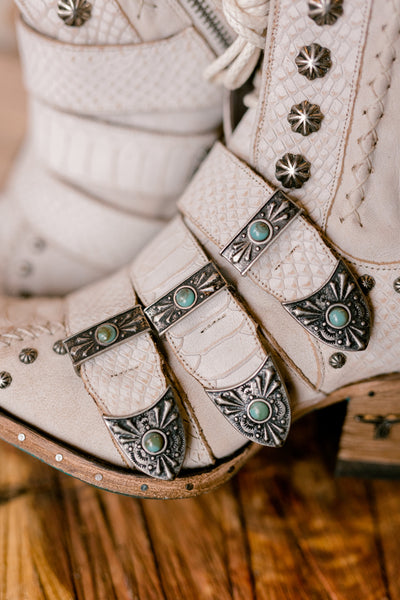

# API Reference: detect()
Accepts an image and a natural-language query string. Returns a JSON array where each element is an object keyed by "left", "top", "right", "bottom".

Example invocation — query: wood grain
[{"left": 1, "top": 49, "right": 400, "bottom": 600}]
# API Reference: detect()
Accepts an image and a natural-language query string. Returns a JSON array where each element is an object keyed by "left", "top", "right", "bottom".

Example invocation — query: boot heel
[{"left": 335, "top": 374, "right": 400, "bottom": 479}]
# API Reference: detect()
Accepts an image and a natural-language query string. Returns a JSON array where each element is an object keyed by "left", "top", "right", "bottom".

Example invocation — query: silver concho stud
[
  {"left": 206, "top": 357, "right": 291, "bottom": 447},
  {"left": 0, "top": 371, "right": 12, "bottom": 389},
  {"left": 57, "top": 0, "right": 92, "bottom": 27},
  {"left": 19, "top": 348, "right": 38, "bottom": 364},
  {"left": 288, "top": 101, "right": 324, "bottom": 136},
  {"left": 53, "top": 340, "right": 68, "bottom": 355},
  {"left": 308, "top": 0, "right": 343, "bottom": 26},
  {"left": 284, "top": 260, "right": 371, "bottom": 351},
  {"left": 393, "top": 277, "right": 400, "bottom": 293},
  {"left": 104, "top": 388, "right": 186, "bottom": 480},
  {"left": 329, "top": 352, "right": 346, "bottom": 369},
  {"left": 295, "top": 43, "right": 332, "bottom": 80},
  {"left": 275, "top": 153, "right": 311, "bottom": 189},
  {"left": 358, "top": 275, "right": 375, "bottom": 295}
]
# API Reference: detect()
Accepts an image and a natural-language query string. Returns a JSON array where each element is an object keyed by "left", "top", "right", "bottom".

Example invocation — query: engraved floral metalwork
[
  {"left": 53, "top": 339, "right": 68, "bottom": 355},
  {"left": 358, "top": 274, "right": 375, "bottom": 295},
  {"left": 221, "top": 190, "right": 301, "bottom": 275},
  {"left": 144, "top": 262, "right": 226, "bottom": 335},
  {"left": 329, "top": 352, "right": 346, "bottom": 369},
  {"left": 19, "top": 348, "right": 38, "bottom": 364},
  {"left": 393, "top": 277, "right": 400, "bottom": 293},
  {"left": 0, "top": 371, "right": 12, "bottom": 389},
  {"left": 284, "top": 260, "right": 371, "bottom": 351},
  {"left": 63, "top": 306, "right": 150, "bottom": 371},
  {"left": 275, "top": 153, "right": 311, "bottom": 189},
  {"left": 206, "top": 357, "right": 291, "bottom": 447},
  {"left": 104, "top": 388, "right": 186, "bottom": 480},
  {"left": 57, "top": 0, "right": 92, "bottom": 26},
  {"left": 288, "top": 101, "right": 324, "bottom": 136},
  {"left": 295, "top": 43, "right": 332, "bottom": 80},
  {"left": 308, "top": 0, "right": 343, "bottom": 26},
  {"left": 355, "top": 414, "right": 400, "bottom": 440}
]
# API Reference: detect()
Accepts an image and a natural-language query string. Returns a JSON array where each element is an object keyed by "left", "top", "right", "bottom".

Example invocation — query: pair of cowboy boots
[{"left": 0, "top": 0, "right": 399, "bottom": 498}]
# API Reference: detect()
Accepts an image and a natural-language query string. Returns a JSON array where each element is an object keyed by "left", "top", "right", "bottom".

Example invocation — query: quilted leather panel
[
  {"left": 131, "top": 216, "right": 267, "bottom": 390},
  {"left": 179, "top": 143, "right": 336, "bottom": 302},
  {"left": 30, "top": 100, "right": 217, "bottom": 218},
  {"left": 15, "top": 0, "right": 140, "bottom": 45},
  {"left": 17, "top": 20, "right": 221, "bottom": 115},
  {"left": 253, "top": 0, "right": 372, "bottom": 225}
]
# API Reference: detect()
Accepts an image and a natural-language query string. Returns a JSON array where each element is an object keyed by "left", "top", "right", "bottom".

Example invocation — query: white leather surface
[
  {"left": 179, "top": 143, "right": 337, "bottom": 303},
  {"left": 17, "top": 19, "right": 222, "bottom": 116}
]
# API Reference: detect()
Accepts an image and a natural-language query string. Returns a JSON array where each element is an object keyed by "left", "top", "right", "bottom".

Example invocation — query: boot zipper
[{"left": 180, "top": 0, "right": 234, "bottom": 54}]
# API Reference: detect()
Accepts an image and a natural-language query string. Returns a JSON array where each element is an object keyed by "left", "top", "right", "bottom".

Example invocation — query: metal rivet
[
  {"left": 18, "top": 261, "right": 33, "bottom": 278},
  {"left": 94, "top": 473, "right": 103, "bottom": 482},
  {"left": 393, "top": 277, "right": 400, "bottom": 293},
  {"left": 275, "top": 153, "right": 311, "bottom": 188},
  {"left": 33, "top": 238, "right": 46, "bottom": 252},
  {"left": 186, "top": 483, "right": 194, "bottom": 491},
  {"left": 0, "top": 372, "right": 12, "bottom": 389},
  {"left": 141, "top": 484, "right": 149, "bottom": 492},
  {"left": 288, "top": 100, "right": 324, "bottom": 136},
  {"left": 18, "top": 433, "right": 26, "bottom": 442},
  {"left": 19, "top": 348, "right": 38, "bottom": 364},
  {"left": 358, "top": 275, "right": 375, "bottom": 294},
  {"left": 295, "top": 43, "right": 332, "bottom": 80},
  {"left": 53, "top": 340, "right": 68, "bottom": 355},
  {"left": 57, "top": 0, "right": 92, "bottom": 27},
  {"left": 55, "top": 454, "right": 63, "bottom": 462},
  {"left": 329, "top": 352, "right": 346, "bottom": 369},
  {"left": 308, "top": 0, "right": 344, "bottom": 26}
]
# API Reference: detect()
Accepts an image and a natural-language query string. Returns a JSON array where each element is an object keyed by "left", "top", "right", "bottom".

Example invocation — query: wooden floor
[{"left": 1, "top": 50, "right": 400, "bottom": 600}]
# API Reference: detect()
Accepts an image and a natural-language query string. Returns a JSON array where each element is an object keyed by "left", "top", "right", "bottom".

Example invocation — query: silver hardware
[
  {"left": 308, "top": 0, "right": 344, "bottom": 26},
  {"left": 358, "top": 275, "right": 375, "bottom": 295},
  {"left": 355, "top": 414, "right": 400, "bottom": 440},
  {"left": 275, "top": 153, "right": 311, "bottom": 188},
  {"left": 288, "top": 100, "right": 324, "bottom": 136},
  {"left": 0, "top": 371, "right": 12, "bottom": 389},
  {"left": 206, "top": 357, "right": 291, "bottom": 447},
  {"left": 18, "top": 433, "right": 26, "bottom": 442},
  {"left": 55, "top": 454, "right": 63, "bottom": 462},
  {"left": 295, "top": 43, "right": 332, "bottom": 80},
  {"left": 53, "top": 340, "right": 67, "bottom": 355},
  {"left": 57, "top": 0, "right": 92, "bottom": 27},
  {"left": 284, "top": 260, "right": 371, "bottom": 351},
  {"left": 104, "top": 388, "right": 186, "bottom": 481},
  {"left": 19, "top": 347, "right": 38, "bottom": 364},
  {"left": 393, "top": 277, "right": 400, "bottom": 293},
  {"left": 221, "top": 190, "right": 301, "bottom": 275},
  {"left": 18, "top": 261, "right": 33, "bottom": 278},
  {"left": 63, "top": 306, "right": 150, "bottom": 371},
  {"left": 329, "top": 352, "right": 346, "bottom": 369},
  {"left": 144, "top": 262, "right": 226, "bottom": 336}
]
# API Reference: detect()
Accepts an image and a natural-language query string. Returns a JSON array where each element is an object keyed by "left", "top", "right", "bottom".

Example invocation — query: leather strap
[{"left": 17, "top": 19, "right": 221, "bottom": 115}]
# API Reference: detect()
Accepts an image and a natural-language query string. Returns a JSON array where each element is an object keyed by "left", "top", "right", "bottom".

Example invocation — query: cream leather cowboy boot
[
  {"left": 0, "top": 0, "right": 399, "bottom": 498},
  {"left": 0, "top": 0, "right": 232, "bottom": 295}
]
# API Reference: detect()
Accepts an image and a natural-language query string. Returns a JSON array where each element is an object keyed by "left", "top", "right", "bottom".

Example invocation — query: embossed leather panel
[
  {"left": 17, "top": 19, "right": 221, "bottom": 115},
  {"left": 178, "top": 143, "right": 337, "bottom": 302}
]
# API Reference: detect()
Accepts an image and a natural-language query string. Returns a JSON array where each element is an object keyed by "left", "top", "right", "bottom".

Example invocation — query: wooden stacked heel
[{"left": 333, "top": 374, "right": 400, "bottom": 478}]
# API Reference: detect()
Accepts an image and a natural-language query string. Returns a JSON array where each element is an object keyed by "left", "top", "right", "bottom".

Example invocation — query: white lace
[{"left": 204, "top": 0, "right": 270, "bottom": 90}]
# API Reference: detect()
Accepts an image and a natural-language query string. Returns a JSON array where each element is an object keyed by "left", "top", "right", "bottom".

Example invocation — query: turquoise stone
[
  {"left": 327, "top": 305, "right": 350, "bottom": 328},
  {"left": 248, "top": 400, "right": 271, "bottom": 422},
  {"left": 95, "top": 323, "right": 118, "bottom": 345},
  {"left": 142, "top": 430, "right": 166, "bottom": 454},
  {"left": 248, "top": 220, "right": 271, "bottom": 243},
  {"left": 175, "top": 286, "right": 196, "bottom": 309}
]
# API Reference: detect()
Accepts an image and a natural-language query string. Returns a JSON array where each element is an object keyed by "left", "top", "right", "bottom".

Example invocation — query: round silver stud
[
  {"left": 53, "top": 340, "right": 67, "bottom": 355},
  {"left": 288, "top": 100, "right": 324, "bottom": 136},
  {"left": 33, "top": 238, "right": 46, "bottom": 252},
  {"left": 329, "top": 352, "right": 346, "bottom": 369},
  {"left": 393, "top": 277, "right": 400, "bottom": 293},
  {"left": 308, "top": 0, "right": 343, "bottom": 26},
  {"left": 18, "top": 261, "right": 33, "bottom": 278},
  {"left": 19, "top": 348, "right": 38, "bottom": 364},
  {"left": 275, "top": 153, "right": 311, "bottom": 188},
  {"left": 0, "top": 371, "right": 12, "bottom": 389},
  {"left": 18, "top": 433, "right": 26, "bottom": 442},
  {"left": 55, "top": 454, "right": 63, "bottom": 462},
  {"left": 57, "top": 0, "right": 92, "bottom": 27},
  {"left": 94, "top": 473, "right": 103, "bottom": 482},
  {"left": 358, "top": 275, "right": 375, "bottom": 295},
  {"left": 295, "top": 43, "right": 332, "bottom": 80}
]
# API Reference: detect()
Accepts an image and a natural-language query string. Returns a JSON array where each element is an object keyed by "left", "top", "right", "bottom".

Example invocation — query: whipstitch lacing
[
  {"left": 204, "top": 0, "right": 269, "bottom": 90},
  {"left": 0, "top": 323, "right": 65, "bottom": 348}
]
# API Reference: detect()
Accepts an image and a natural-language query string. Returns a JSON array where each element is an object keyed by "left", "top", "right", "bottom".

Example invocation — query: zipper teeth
[{"left": 184, "top": 0, "right": 233, "bottom": 50}]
